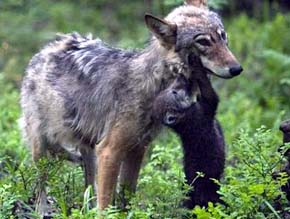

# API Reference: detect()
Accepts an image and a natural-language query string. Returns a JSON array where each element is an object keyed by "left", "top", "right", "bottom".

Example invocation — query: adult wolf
[{"left": 20, "top": 0, "right": 242, "bottom": 214}]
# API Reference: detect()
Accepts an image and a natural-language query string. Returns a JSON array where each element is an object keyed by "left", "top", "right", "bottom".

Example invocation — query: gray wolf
[
  {"left": 20, "top": 0, "right": 241, "bottom": 213},
  {"left": 153, "top": 70, "right": 225, "bottom": 208}
]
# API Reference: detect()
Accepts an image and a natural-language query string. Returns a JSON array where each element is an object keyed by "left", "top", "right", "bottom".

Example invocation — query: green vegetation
[{"left": 1, "top": 0, "right": 290, "bottom": 218}]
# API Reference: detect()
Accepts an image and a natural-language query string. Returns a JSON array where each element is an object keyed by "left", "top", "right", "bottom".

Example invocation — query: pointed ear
[
  {"left": 145, "top": 14, "right": 177, "bottom": 48},
  {"left": 184, "top": 0, "right": 207, "bottom": 8}
]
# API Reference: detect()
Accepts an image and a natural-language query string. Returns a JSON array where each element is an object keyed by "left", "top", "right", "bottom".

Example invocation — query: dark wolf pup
[
  {"left": 20, "top": 0, "right": 241, "bottom": 214},
  {"left": 153, "top": 71, "right": 225, "bottom": 208}
]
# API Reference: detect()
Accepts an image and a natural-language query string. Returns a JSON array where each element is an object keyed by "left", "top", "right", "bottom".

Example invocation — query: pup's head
[
  {"left": 145, "top": 0, "right": 243, "bottom": 79},
  {"left": 153, "top": 74, "right": 192, "bottom": 126}
]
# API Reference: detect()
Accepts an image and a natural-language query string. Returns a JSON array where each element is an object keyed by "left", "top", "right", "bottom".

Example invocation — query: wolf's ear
[
  {"left": 184, "top": 0, "right": 208, "bottom": 8},
  {"left": 145, "top": 14, "right": 177, "bottom": 48}
]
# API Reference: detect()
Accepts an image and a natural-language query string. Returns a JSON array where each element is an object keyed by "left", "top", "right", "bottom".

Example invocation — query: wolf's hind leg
[{"left": 30, "top": 135, "right": 51, "bottom": 217}]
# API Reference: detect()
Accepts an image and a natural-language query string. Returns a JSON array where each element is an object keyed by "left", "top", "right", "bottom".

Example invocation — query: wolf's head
[{"left": 145, "top": 0, "right": 242, "bottom": 79}]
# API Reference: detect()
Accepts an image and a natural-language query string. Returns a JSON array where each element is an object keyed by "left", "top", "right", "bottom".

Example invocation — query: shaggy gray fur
[{"left": 20, "top": 32, "right": 186, "bottom": 154}]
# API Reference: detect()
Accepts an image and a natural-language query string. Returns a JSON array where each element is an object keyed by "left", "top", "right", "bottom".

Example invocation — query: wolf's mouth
[
  {"left": 188, "top": 54, "right": 235, "bottom": 79},
  {"left": 203, "top": 67, "right": 233, "bottom": 79}
]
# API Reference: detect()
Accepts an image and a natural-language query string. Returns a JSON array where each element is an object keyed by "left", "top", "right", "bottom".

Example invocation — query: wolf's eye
[
  {"left": 195, "top": 38, "right": 211, "bottom": 47},
  {"left": 221, "top": 31, "right": 227, "bottom": 41}
]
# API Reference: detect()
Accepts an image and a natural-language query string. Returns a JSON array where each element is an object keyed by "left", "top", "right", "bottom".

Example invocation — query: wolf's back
[{"left": 20, "top": 33, "right": 125, "bottom": 150}]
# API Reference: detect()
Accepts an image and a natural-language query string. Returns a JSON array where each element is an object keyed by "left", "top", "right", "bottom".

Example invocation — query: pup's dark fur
[{"left": 153, "top": 72, "right": 225, "bottom": 208}]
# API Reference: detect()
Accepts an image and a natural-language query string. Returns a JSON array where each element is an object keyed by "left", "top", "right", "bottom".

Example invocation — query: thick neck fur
[
  {"left": 44, "top": 33, "right": 189, "bottom": 145},
  {"left": 131, "top": 38, "right": 188, "bottom": 95}
]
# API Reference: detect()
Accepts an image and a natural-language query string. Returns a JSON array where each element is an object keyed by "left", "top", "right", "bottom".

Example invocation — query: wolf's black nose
[{"left": 229, "top": 66, "right": 243, "bottom": 76}]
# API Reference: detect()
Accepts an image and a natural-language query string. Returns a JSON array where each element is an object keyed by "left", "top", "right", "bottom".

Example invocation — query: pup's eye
[
  {"left": 164, "top": 113, "right": 177, "bottom": 125},
  {"left": 195, "top": 38, "right": 211, "bottom": 46},
  {"left": 172, "top": 90, "right": 178, "bottom": 95}
]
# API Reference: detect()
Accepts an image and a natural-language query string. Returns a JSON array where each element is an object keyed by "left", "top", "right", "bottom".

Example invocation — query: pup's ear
[
  {"left": 184, "top": 0, "right": 208, "bottom": 8},
  {"left": 145, "top": 14, "right": 177, "bottom": 48}
]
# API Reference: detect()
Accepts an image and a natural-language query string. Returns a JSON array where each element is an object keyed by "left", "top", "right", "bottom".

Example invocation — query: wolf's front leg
[
  {"left": 97, "top": 148, "right": 123, "bottom": 210},
  {"left": 96, "top": 126, "right": 130, "bottom": 210},
  {"left": 118, "top": 145, "right": 147, "bottom": 209}
]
